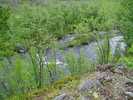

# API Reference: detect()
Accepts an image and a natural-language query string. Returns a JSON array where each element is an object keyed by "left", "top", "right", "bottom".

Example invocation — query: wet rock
[
  {"left": 78, "top": 79, "right": 101, "bottom": 93},
  {"left": 15, "top": 45, "right": 27, "bottom": 54},
  {"left": 54, "top": 93, "right": 74, "bottom": 100}
]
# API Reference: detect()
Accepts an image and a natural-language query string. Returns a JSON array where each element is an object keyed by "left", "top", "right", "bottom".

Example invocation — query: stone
[
  {"left": 81, "top": 96, "right": 91, "bottom": 100},
  {"left": 124, "top": 79, "right": 133, "bottom": 99},
  {"left": 78, "top": 79, "right": 101, "bottom": 93},
  {"left": 53, "top": 93, "right": 74, "bottom": 100},
  {"left": 124, "top": 92, "right": 133, "bottom": 99}
]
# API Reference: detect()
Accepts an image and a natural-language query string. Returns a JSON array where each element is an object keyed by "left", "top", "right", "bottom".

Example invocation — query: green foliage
[
  {"left": 120, "top": 0, "right": 133, "bottom": 47},
  {"left": 127, "top": 44, "right": 133, "bottom": 55},
  {"left": 0, "top": 6, "right": 14, "bottom": 57},
  {"left": 124, "top": 56, "right": 133, "bottom": 70},
  {"left": 0, "top": 0, "right": 131, "bottom": 99},
  {"left": 120, "top": 0, "right": 133, "bottom": 69},
  {"left": 9, "top": 0, "right": 122, "bottom": 39},
  {"left": 124, "top": 44, "right": 133, "bottom": 70}
]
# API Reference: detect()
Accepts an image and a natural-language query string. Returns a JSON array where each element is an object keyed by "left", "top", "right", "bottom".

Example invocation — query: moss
[{"left": 53, "top": 76, "right": 80, "bottom": 89}]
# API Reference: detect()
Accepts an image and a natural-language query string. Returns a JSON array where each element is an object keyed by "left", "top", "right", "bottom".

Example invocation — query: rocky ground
[{"left": 34, "top": 64, "right": 133, "bottom": 100}]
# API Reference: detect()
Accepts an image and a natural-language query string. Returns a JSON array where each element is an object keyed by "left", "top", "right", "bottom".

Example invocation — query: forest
[{"left": 0, "top": 0, "right": 133, "bottom": 100}]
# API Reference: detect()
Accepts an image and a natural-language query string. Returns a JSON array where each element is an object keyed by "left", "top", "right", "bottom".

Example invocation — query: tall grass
[
  {"left": 96, "top": 32, "right": 121, "bottom": 65},
  {"left": 65, "top": 50, "right": 94, "bottom": 76},
  {"left": 0, "top": 55, "right": 36, "bottom": 99},
  {"left": 0, "top": 53, "right": 64, "bottom": 99}
]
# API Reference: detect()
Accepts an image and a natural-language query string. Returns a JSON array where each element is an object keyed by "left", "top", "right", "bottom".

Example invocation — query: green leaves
[
  {"left": 120, "top": 0, "right": 133, "bottom": 47},
  {"left": 124, "top": 56, "right": 133, "bottom": 70},
  {"left": 0, "top": 6, "right": 15, "bottom": 57}
]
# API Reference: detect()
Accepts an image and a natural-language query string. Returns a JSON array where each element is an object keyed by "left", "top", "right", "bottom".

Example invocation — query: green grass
[
  {"left": 65, "top": 51, "right": 95, "bottom": 76},
  {"left": 8, "top": 75, "right": 80, "bottom": 100}
]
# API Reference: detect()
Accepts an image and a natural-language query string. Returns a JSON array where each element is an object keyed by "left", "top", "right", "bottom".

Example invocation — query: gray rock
[
  {"left": 81, "top": 96, "right": 91, "bottom": 100},
  {"left": 78, "top": 79, "right": 101, "bottom": 93},
  {"left": 124, "top": 92, "right": 133, "bottom": 99},
  {"left": 54, "top": 93, "right": 74, "bottom": 100}
]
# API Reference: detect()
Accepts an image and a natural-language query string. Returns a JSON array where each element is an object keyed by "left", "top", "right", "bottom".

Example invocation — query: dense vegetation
[{"left": 0, "top": 0, "right": 133, "bottom": 99}]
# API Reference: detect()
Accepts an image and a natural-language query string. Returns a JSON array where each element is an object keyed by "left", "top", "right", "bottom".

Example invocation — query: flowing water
[{"left": 45, "top": 34, "right": 126, "bottom": 64}]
